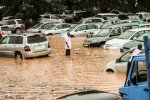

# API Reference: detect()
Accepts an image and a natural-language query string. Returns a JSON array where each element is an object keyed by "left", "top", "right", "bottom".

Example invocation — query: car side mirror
[
  {"left": 133, "top": 37, "right": 137, "bottom": 40},
  {"left": 116, "top": 58, "right": 120, "bottom": 63}
]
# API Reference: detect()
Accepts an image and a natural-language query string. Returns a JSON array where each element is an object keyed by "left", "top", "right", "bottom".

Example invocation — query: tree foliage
[{"left": 0, "top": 0, "right": 150, "bottom": 20}]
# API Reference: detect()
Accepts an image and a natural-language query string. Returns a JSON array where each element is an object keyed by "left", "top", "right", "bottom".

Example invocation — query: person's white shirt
[
  {"left": 129, "top": 48, "right": 142, "bottom": 62},
  {"left": 64, "top": 35, "right": 71, "bottom": 49}
]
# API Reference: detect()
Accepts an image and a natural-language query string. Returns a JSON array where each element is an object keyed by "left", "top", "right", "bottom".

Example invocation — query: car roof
[
  {"left": 5, "top": 33, "right": 44, "bottom": 37},
  {"left": 128, "top": 28, "right": 150, "bottom": 32},
  {"left": 97, "top": 13, "right": 116, "bottom": 15},
  {"left": 105, "top": 22, "right": 139, "bottom": 28}
]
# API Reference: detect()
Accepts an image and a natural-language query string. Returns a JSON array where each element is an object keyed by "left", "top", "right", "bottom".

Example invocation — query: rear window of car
[
  {"left": 27, "top": 35, "right": 47, "bottom": 44},
  {"left": 17, "top": 20, "right": 23, "bottom": 24}
]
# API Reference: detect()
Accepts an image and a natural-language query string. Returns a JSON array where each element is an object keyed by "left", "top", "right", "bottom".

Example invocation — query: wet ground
[{"left": 0, "top": 36, "right": 125, "bottom": 100}]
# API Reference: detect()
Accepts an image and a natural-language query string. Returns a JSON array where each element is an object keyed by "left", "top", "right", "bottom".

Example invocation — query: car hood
[
  {"left": 57, "top": 90, "right": 121, "bottom": 100},
  {"left": 27, "top": 28, "right": 39, "bottom": 32},
  {"left": 106, "top": 38, "right": 130, "bottom": 47},
  {"left": 85, "top": 37, "right": 108, "bottom": 42},
  {"left": 123, "top": 41, "right": 143, "bottom": 49},
  {"left": 105, "top": 61, "right": 116, "bottom": 70}
]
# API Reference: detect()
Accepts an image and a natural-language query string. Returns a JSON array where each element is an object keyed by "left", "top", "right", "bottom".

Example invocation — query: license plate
[{"left": 35, "top": 45, "right": 45, "bottom": 50}]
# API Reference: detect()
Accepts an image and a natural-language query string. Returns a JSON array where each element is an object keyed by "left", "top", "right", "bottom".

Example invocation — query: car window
[
  {"left": 27, "top": 35, "right": 47, "bottom": 44},
  {"left": 41, "top": 23, "right": 53, "bottom": 29},
  {"left": 44, "top": 15, "right": 50, "bottom": 19},
  {"left": 97, "top": 28, "right": 111, "bottom": 37},
  {"left": 85, "top": 19, "right": 92, "bottom": 23},
  {"left": 110, "top": 27, "right": 121, "bottom": 37},
  {"left": 93, "top": 19, "right": 102, "bottom": 23},
  {"left": 76, "top": 25, "right": 86, "bottom": 31},
  {"left": 51, "top": 15, "right": 58, "bottom": 19},
  {"left": 15, "top": 36, "right": 23, "bottom": 44},
  {"left": 17, "top": 20, "right": 23, "bottom": 24},
  {"left": 120, "top": 52, "right": 131, "bottom": 62},
  {"left": 122, "top": 26, "right": 132, "bottom": 32},
  {"left": 0, "top": 36, "right": 9, "bottom": 44},
  {"left": 131, "top": 31, "right": 144, "bottom": 40},
  {"left": 8, "top": 36, "right": 16, "bottom": 44},
  {"left": 62, "top": 24, "right": 71, "bottom": 28},
  {"left": 56, "top": 25, "right": 62, "bottom": 29},
  {"left": 7, "top": 20, "right": 16, "bottom": 25},
  {"left": 87, "top": 24, "right": 96, "bottom": 29},
  {"left": 131, "top": 61, "right": 147, "bottom": 84},
  {"left": 1, "top": 27, "right": 10, "bottom": 31}
]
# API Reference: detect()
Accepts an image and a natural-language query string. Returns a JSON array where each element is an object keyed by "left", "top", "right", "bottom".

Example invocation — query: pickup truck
[{"left": 119, "top": 36, "right": 150, "bottom": 100}]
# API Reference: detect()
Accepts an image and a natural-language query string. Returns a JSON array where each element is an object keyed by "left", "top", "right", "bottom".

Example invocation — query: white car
[
  {"left": 39, "top": 14, "right": 64, "bottom": 22},
  {"left": 40, "top": 23, "right": 72, "bottom": 35},
  {"left": 105, "top": 51, "right": 131, "bottom": 73},
  {"left": 104, "top": 28, "right": 150, "bottom": 50},
  {"left": 0, "top": 26, "right": 11, "bottom": 38},
  {"left": 26, "top": 21, "right": 60, "bottom": 33},
  {"left": 64, "top": 23, "right": 100, "bottom": 37}
]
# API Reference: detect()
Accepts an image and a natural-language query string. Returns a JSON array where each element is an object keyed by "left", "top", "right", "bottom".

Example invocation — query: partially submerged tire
[{"left": 15, "top": 52, "right": 23, "bottom": 60}]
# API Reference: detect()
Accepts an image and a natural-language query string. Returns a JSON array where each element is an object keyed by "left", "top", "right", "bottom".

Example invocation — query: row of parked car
[{"left": 0, "top": 11, "right": 150, "bottom": 60}]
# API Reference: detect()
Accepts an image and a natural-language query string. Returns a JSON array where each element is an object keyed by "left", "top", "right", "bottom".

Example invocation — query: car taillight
[
  {"left": 0, "top": 32, "right": 4, "bottom": 35},
  {"left": 48, "top": 42, "right": 50, "bottom": 48},
  {"left": 24, "top": 45, "right": 31, "bottom": 51}
]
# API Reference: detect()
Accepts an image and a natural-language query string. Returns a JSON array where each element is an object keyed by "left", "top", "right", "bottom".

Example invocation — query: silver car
[{"left": 0, "top": 33, "right": 51, "bottom": 59}]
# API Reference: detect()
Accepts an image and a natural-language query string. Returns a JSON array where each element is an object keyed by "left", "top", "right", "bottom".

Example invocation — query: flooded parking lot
[{"left": 0, "top": 36, "right": 125, "bottom": 100}]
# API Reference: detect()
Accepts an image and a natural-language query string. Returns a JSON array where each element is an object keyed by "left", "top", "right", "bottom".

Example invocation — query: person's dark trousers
[
  {"left": 66, "top": 49, "right": 71, "bottom": 56},
  {"left": 126, "top": 61, "right": 131, "bottom": 76}
]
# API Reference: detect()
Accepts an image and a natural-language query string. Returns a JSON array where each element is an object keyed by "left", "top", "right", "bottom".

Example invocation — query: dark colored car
[{"left": 57, "top": 90, "right": 122, "bottom": 100}]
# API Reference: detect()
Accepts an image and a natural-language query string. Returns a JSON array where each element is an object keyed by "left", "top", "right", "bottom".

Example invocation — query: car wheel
[
  {"left": 48, "top": 33, "right": 53, "bottom": 35},
  {"left": 15, "top": 52, "right": 23, "bottom": 60},
  {"left": 16, "top": 28, "right": 21, "bottom": 34}
]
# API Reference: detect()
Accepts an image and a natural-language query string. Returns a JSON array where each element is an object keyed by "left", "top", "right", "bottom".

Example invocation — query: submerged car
[
  {"left": 0, "top": 33, "right": 51, "bottom": 59},
  {"left": 83, "top": 23, "right": 139, "bottom": 47},
  {"left": 105, "top": 50, "right": 131, "bottom": 73},
  {"left": 27, "top": 21, "right": 60, "bottom": 33},
  {"left": 40, "top": 23, "right": 72, "bottom": 35},
  {"left": 65, "top": 23, "right": 100, "bottom": 37},
  {"left": 0, "top": 19, "right": 25, "bottom": 33},
  {"left": 104, "top": 28, "right": 150, "bottom": 50},
  {"left": 57, "top": 90, "right": 122, "bottom": 100},
  {"left": 120, "top": 32, "right": 150, "bottom": 52}
]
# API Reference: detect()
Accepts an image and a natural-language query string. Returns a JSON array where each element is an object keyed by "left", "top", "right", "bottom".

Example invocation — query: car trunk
[{"left": 27, "top": 35, "right": 48, "bottom": 53}]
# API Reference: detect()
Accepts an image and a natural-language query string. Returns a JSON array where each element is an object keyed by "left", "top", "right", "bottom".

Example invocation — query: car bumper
[
  {"left": 83, "top": 42, "right": 100, "bottom": 47},
  {"left": 23, "top": 49, "right": 51, "bottom": 58},
  {"left": 104, "top": 45, "right": 120, "bottom": 50}
]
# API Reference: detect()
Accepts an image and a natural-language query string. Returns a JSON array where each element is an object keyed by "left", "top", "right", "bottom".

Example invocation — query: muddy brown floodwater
[{"left": 0, "top": 36, "right": 125, "bottom": 100}]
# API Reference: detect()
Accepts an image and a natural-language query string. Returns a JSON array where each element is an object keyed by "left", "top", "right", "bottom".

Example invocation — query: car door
[
  {"left": 116, "top": 51, "right": 131, "bottom": 73},
  {"left": 7, "top": 20, "right": 16, "bottom": 31},
  {"left": 86, "top": 24, "right": 99, "bottom": 36},
  {"left": 74, "top": 25, "right": 87, "bottom": 36},
  {"left": 0, "top": 36, "right": 9, "bottom": 56},
  {"left": 127, "top": 61, "right": 148, "bottom": 100},
  {"left": 5, "top": 36, "right": 16, "bottom": 56},
  {"left": 109, "top": 27, "right": 121, "bottom": 40}
]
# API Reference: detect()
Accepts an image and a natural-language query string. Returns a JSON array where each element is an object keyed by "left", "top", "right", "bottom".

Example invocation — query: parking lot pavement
[{"left": 0, "top": 36, "right": 125, "bottom": 100}]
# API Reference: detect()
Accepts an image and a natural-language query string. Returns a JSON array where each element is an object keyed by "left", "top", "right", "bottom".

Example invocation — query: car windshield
[
  {"left": 118, "top": 31, "right": 135, "bottom": 39},
  {"left": 96, "top": 28, "right": 111, "bottom": 37},
  {"left": 67, "top": 25, "right": 78, "bottom": 32},
  {"left": 45, "top": 24, "right": 57, "bottom": 30},
  {"left": 136, "top": 33, "right": 150, "bottom": 42},
  {"left": 32, "top": 22, "right": 43, "bottom": 29},
  {"left": 27, "top": 35, "right": 47, "bottom": 44}
]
